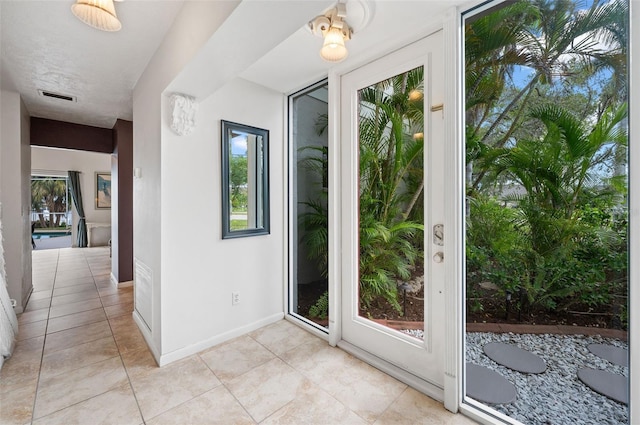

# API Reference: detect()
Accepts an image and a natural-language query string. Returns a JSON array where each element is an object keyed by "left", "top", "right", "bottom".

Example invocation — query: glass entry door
[{"left": 340, "top": 31, "right": 445, "bottom": 387}]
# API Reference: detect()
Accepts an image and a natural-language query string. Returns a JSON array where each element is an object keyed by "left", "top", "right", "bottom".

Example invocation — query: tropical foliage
[
  {"left": 309, "top": 290, "right": 329, "bottom": 320},
  {"left": 300, "top": 67, "right": 426, "bottom": 315},
  {"left": 31, "top": 177, "right": 69, "bottom": 228},
  {"left": 357, "top": 67, "right": 425, "bottom": 312},
  {"left": 229, "top": 156, "right": 248, "bottom": 211},
  {"left": 299, "top": 0, "right": 628, "bottom": 326},
  {"left": 465, "top": 0, "right": 628, "bottom": 326}
]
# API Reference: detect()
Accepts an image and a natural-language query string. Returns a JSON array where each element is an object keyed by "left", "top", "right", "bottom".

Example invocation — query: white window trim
[
  {"left": 629, "top": 2, "right": 638, "bottom": 423},
  {"left": 442, "top": 4, "right": 464, "bottom": 415}
]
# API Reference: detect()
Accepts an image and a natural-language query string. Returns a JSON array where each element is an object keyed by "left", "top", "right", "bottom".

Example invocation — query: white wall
[
  {"left": 31, "top": 147, "right": 111, "bottom": 246},
  {"left": 133, "top": 0, "right": 331, "bottom": 362},
  {"left": 133, "top": 0, "right": 242, "bottom": 358},
  {"left": 160, "top": 77, "right": 284, "bottom": 360},
  {"left": 0, "top": 90, "right": 31, "bottom": 312}
]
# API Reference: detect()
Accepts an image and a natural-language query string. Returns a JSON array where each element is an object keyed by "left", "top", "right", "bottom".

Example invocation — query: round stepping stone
[
  {"left": 483, "top": 342, "right": 546, "bottom": 374},
  {"left": 466, "top": 363, "right": 517, "bottom": 404},
  {"left": 588, "top": 344, "right": 628, "bottom": 367},
  {"left": 577, "top": 368, "right": 628, "bottom": 405}
]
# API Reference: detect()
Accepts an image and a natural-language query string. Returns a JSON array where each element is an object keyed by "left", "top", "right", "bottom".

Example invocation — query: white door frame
[
  {"left": 320, "top": 2, "right": 637, "bottom": 423},
  {"left": 339, "top": 31, "right": 446, "bottom": 394},
  {"left": 630, "top": 4, "right": 639, "bottom": 422},
  {"left": 325, "top": 15, "right": 462, "bottom": 409}
]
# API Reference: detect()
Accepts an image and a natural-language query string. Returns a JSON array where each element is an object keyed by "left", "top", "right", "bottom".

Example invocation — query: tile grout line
[
  {"left": 27, "top": 248, "right": 118, "bottom": 424},
  {"left": 254, "top": 332, "right": 374, "bottom": 425},
  {"left": 376, "top": 385, "right": 411, "bottom": 423},
  {"left": 209, "top": 330, "right": 364, "bottom": 424},
  {"left": 115, "top": 354, "right": 147, "bottom": 425},
  {"left": 91, "top": 248, "right": 148, "bottom": 425},
  {"left": 28, "top": 248, "right": 59, "bottom": 425},
  {"left": 100, "top": 309, "right": 147, "bottom": 423},
  {"left": 43, "top": 248, "right": 129, "bottom": 423},
  {"left": 100, "top": 296, "right": 147, "bottom": 424},
  {"left": 197, "top": 352, "right": 259, "bottom": 424},
  {"left": 33, "top": 248, "right": 98, "bottom": 422},
  {"left": 259, "top": 344, "right": 370, "bottom": 425}
]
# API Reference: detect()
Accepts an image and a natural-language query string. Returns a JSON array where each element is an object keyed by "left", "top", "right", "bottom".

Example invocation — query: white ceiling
[
  {"left": 1, "top": 0, "right": 184, "bottom": 128},
  {"left": 241, "top": 1, "right": 451, "bottom": 94},
  {"left": 1, "top": 0, "right": 452, "bottom": 129}
]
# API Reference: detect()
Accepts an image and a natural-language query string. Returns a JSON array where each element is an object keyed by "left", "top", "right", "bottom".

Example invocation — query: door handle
[{"left": 433, "top": 224, "right": 444, "bottom": 246}]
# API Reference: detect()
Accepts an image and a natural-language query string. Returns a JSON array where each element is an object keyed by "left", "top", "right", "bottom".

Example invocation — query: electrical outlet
[{"left": 232, "top": 292, "right": 240, "bottom": 305}]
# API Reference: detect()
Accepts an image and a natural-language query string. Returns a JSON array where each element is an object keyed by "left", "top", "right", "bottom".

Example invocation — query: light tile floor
[{"left": 1, "top": 247, "right": 477, "bottom": 425}]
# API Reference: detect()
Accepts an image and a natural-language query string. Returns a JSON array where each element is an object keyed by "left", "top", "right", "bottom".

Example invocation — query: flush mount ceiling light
[
  {"left": 71, "top": 0, "right": 122, "bottom": 32},
  {"left": 309, "top": 2, "right": 352, "bottom": 63}
]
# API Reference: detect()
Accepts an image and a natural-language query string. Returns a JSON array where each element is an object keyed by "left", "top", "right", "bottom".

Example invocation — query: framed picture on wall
[{"left": 95, "top": 172, "right": 111, "bottom": 209}]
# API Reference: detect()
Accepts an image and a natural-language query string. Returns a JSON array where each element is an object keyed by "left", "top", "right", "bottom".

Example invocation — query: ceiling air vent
[{"left": 38, "top": 90, "right": 76, "bottom": 102}]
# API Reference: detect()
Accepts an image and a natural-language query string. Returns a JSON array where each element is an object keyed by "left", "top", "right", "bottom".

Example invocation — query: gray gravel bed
[
  {"left": 401, "top": 330, "right": 628, "bottom": 424},
  {"left": 466, "top": 332, "right": 628, "bottom": 425}
]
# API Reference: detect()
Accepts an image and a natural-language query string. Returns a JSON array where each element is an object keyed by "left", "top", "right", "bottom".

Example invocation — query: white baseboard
[
  {"left": 158, "top": 312, "right": 284, "bottom": 367},
  {"left": 117, "top": 280, "right": 133, "bottom": 288},
  {"left": 15, "top": 287, "right": 34, "bottom": 314},
  {"left": 110, "top": 273, "right": 133, "bottom": 289},
  {"left": 132, "top": 310, "right": 159, "bottom": 364}
]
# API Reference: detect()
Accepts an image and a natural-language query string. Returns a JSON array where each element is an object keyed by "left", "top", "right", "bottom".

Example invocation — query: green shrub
[{"left": 309, "top": 291, "right": 329, "bottom": 320}]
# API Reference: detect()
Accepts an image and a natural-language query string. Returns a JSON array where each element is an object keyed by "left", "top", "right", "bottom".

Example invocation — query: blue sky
[{"left": 231, "top": 134, "right": 248, "bottom": 157}]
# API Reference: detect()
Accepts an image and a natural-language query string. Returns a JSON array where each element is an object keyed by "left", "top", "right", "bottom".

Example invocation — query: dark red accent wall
[
  {"left": 30, "top": 116, "right": 134, "bottom": 283},
  {"left": 112, "top": 119, "right": 134, "bottom": 282},
  {"left": 31, "top": 117, "right": 113, "bottom": 153}
]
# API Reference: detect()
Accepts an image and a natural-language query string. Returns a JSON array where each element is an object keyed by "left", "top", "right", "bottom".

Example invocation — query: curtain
[{"left": 68, "top": 171, "right": 87, "bottom": 248}]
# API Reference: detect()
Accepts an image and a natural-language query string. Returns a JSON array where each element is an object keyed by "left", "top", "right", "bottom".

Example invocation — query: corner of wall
[
  {"left": 20, "top": 96, "right": 32, "bottom": 304},
  {"left": 0, "top": 91, "right": 30, "bottom": 308},
  {"left": 131, "top": 0, "right": 244, "bottom": 363}
]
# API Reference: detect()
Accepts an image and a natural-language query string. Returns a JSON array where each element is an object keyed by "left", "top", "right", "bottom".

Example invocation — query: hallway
[{"left": 1, "top": 247, "right": 475, "bottom": 424}]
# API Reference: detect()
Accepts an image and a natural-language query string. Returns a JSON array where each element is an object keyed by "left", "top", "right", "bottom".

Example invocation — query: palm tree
[
  {"left": 31, "top": 178, "right": 68, "bottom": 228},
  {"left": 356, "top": 66, "right": 426, "bottom": 311},
  {"left": 467, "top": 0, "right": 627, "bottom": 192},
  {"left": 465, "top": 1, "right": 536, "bottom": 136},
  {"left": 301, "top": 67, "right": 428, "bottom": 312},
  {"left": 487, "top": 103, "right": 627, "bottom": 308}
]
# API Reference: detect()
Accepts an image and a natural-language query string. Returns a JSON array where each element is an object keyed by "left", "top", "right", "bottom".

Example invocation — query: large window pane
[
  {"left": 463, "top": 1, "right": 629, "bottom": 423},
  {"left": 289, "top": 82, "right": 329, "bottom": 327},
  {"left": 31, "top": 175, "right": 71, "bottom": 230}
]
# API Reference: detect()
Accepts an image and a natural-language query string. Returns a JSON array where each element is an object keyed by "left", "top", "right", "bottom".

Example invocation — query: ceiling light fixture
[
  {"left": 309, "top": 2, "right": 352, "bottom": 63},
  {"left": 71, "top": 0, "right": 122, "bottom": 32}
]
